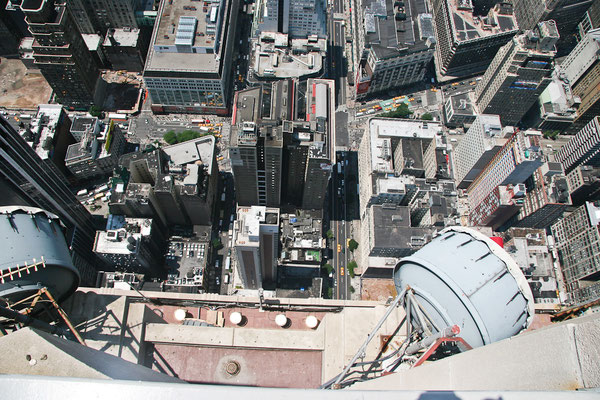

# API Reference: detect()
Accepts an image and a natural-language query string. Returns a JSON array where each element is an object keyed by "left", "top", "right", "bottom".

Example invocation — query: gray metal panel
[
  {"left": 394, "top": 226, "right": 534, "bottom": 348},
  {"left": 0, "top": 206, "right": 79, "bottom": 303}
]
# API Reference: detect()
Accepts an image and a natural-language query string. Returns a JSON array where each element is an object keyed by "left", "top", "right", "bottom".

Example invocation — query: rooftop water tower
[
  {"left": 0, "top": 206, "right": 80, "bottom": 305},
  {"left": 393, "top": 226, "right": 534, "bottom": 348}
]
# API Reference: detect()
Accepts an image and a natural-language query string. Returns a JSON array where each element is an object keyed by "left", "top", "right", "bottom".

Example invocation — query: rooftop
[
  {"left": 448, "top": 92, "right": 475, "bottom": 116},
  {"left": 94, "top": 218, "right": 153, "bottom": 255},
  {"left": 363, "top": 0, "right": 434, "bottom": 59},
  {"left": 368, "top": 118, "right": 442, "bottom": 174},
  {"left": 70, "top": 116, "right": 98, "bottom": 133},
  {"left": 162, "top": 135, "right": 215, "bottom": 170},
  {"left": 448, "top": 0, "right": 517, "bottom": 43},
  {"left": 27, "top": 104, "right": 64, "bottom": 161},
  {"left": 145, "top": 0, "right": 228, "bottom": 73},
  {"left": 371, "top": 204, "right": 434, "bottom": 249},
  {"left": 253, "top": 34, "right": 326, "bottom": 78},
  {"left": 103, "top": 28, "right": 141, "bottom": 48},
  {"left": 235, "top": 206, "right": 280, "bottom": 245}
]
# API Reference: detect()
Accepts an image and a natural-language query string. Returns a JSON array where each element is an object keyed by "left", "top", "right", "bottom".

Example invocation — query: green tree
[
  {"left": 347, "top": 260, "right": 357, "bottom": 278},
  {"left": 543, "top": 130, "right": 560, "bottom": 140},
  {"left": 163, "top": 130, "right": 177, "bottom": 144},
  {"left": 348, "top": 238, "right": 359, "bottom": 252},
  {"left": 421, "top": 112, "right": 433, "bottom": 121},
  {"left": 350, "top": 286, "right": 355, "bottom": 294},
  {"left": 326, "top": 229, "right": 334, "bottom": 239},
  {"left": 380, "top": 103, "right": 412, "bottom": 119},
  {"left": 176, "top": 130, "right": 201, "bottom": 143},
  {"left": 212, "top": 238, "right": 223, "bottom": 250},
  {"left": 323, "top": 263, "right": 334, "bottom": 275},
  {"left": 88, "top": 105, "right": 102, "bottom": 117},
  {"left": 327, "top": 287, "right": 333, "bottom": 298}
]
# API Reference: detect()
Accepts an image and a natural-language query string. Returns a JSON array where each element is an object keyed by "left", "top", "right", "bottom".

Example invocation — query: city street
[{"left": 330, "top": 151, "right": 351, "bottom": 300}]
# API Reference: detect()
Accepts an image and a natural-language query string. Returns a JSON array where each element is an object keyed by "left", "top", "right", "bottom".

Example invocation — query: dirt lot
[
  {"left": 0, "top": 58, "right": 52, "bottom": 109},
  {"left": 361, "top": 278, "right": 398, "bottom": 301}
]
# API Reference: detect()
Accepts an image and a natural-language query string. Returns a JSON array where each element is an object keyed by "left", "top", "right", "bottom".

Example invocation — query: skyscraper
[
  {"left": 143, "top": 0, "right": 239, "bottom": 115},
  {"left": 467, "top": 130, "right": 545, "bottom": 226},
  {"left": 20, "top": 0, "right": 100, "bottom": 109},
  {"left": 252, "top": 0, "right": 326, "bottom": 38},
  {"left": 559, "top": 29, "right": 600, "bottom": 134},
  {"left": 233, "top": 206, "right": 280, "bottom": 289},
  {"left": 512, "top": 0, "right": 592, "bottom": 55},
  {"left": 354, "top": 0, "right": 435, "bottom": 98},
  {"left": 432, "top": 0, "right": 518, "bottom": 78},
  {"left": 454, "top": 114, "right": 504, "bottom": 189},
  {"left": 555, "top": 117, "right": 600, "bottom": 174},
  {"left": 0, "top": 116, "right": 99, "bottom": 285},
  {"left": 551, "top": 201, "right": 600, "bottom": 305},
  {"left": 230, "top": 79, "right": 334, "bottom": 210},
  {"left": 475, "top": 21, "right": 559, "bottom": 127}
]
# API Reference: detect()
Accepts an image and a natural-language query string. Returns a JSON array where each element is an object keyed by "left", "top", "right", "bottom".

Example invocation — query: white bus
[{"left": 224, "top": 256, "right": 231, "bottom": 271}]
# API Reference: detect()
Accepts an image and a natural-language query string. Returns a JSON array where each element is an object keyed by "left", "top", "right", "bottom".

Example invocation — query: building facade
[
  {"left": 468, "top": 130, "right": 545, "bottom": 225},
  {"left": 512, "top": 0, "right": 592, "bottom": 55},
  {"left": 233, "top": 206, "right": 280, "bottom": 289},
  {"left": 0, "top": 116, "right": 99, "bottom": 285},
  {"left": 355, "top": 0, "right": 435, "bottom": 98},
  {"left": 143, "top": 0, "right": 239, "bottom": 115},
  {"left": 454, "top": 114, "right": 504, "bottom": 189},
  {"left": 94, "top": 216, "right": 166, "bottom": 277},
  {"left": 432, "top": 0, "right": 518, "bottom": 78},
  {"left": 20, "top": 0, "right": 100, "bottom": 109},
  {"left": 552, "top": 202, "right": 600, "bottom": 305},
  {"left": 555, "top": 117, "right": 600, "bottom": 174},
  {"left": 475, "top": 21, "right": 559, "bottom": 127},
  {"left": 65, "top": 120, "right": 126, "bottom": 181},
  {"left": 560, "top": 29, "right": 600, "bottom": 134}
]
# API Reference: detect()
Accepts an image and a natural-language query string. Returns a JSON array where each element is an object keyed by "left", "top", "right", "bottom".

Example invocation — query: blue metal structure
[
  {"left": 0, "top": 206, "right": 79, "bottom": 305},
  {"left": 394, "top": 226, "right": 534, "bottom": 348}
]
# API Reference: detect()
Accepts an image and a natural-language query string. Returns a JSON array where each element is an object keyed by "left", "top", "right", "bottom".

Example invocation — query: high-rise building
[
  {"left": 230, "top": 79, "right": 334, "bottom": 210},
  {"left": 230, "top": 81, "right": 289, "bottom": 207},
  {"left": 26, "top": 104, "right": 76, "bottom": 175},
  {"left": 559, "top": 29, "right": 600, "bottom": 134},
  {"left": 359, "top": 204, "right": 434, "bottom": 278},
  {"left": 20, "top": 0, "right": 101, "bottom": 109},
  {"left": 65, "top": 0, "right": 139, "bottom": 34},
  {"left": 432, "top": 0, "right": 518, "bottom": 78},
  {"left": 252, "top": 0, "right": 326, "bottom": 38},
  {"left": 0, "top": 116, "right": 99, "bottom": 285},
  {"left": 512, "top": 0, "right": 592, "bottom": 55},
  {"left": 65, "top": 120, "right": 126, "bottom": 181},
  {"left": 354, "top": 0, "right": 435, "bottom": 98},
  {"left": 454, "top": 114, "right": 504, "bottom": 189},
  {"left": 233, "top": 206, "right": 280, "bottom": 289},
  {"left": 110, "top": 137, "right": 219, "bottom": 227},
  {"left": 475, "top": 21, "right": 559, "bottom": 127},
  {"left": 102, "top": 28, "right": 148, "bottom": 72},
  {"left": 566, "top": 166, "right": 600, "bottom": 206},
  {"left": 443, "top": 93, "right": 477, "bottom": 128},
  {"left": 468, "top": 130, "right": 545, "bottom": 226},
  {"left": 522, "top": 72, "right": 580, "bottom": 132},
  {"left": 0, "top": 0, "right": 27, "bottom": 56},
  {"left": 551, "top": 201, "right": 600, "bottom": 305},
  {"left": 577, "top": 0, "right": 600, "bottom": 38},
  {"left": 358, "top": 118, "right": 443, "bottom": 217},
  {"left": 143, "top": 0, "right": 239, "bottom": 115},
  {"left": 93, "top": 216, "right": 166, "bottom": 277},
  {"left": 555, "top": 117, "right": 600, "bottom": 174}
]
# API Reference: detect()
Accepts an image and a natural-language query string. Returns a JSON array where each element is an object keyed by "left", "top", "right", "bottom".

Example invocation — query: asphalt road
[{"left": 330, "top": 151, "right": 351, "bottom": 300}]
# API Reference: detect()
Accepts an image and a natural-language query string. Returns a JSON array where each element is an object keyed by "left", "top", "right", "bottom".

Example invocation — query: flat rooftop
[
  {"left": 162, "top": 136, "right": 215, "bottom": 170},
  {"left": 371, "top": 204, "right": 434, "bottom": 250},
  {"left": 449, "top": 0, "right": 517, "bottom": 42},
  {"left": 28, "top": 104, "right": 64, "bottom": 161},
  {"left": 448, "top": 92, "right": 475, "bottom": 116},
  {"left": 145, "top": 0, "right": 227, "bottom": 73},
  {"left": 363, "top": 0, "right": 433, "bottom": 59},
  {"left": 369, "top": 118, "right": 442, "bottom": 173},
  {"left": 70, "top": 116, "right": 98, "bottom": 133}
]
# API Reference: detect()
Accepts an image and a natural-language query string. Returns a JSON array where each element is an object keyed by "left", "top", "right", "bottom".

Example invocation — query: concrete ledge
[{"left": 145, "top": 323, "right": 325, "bottom": 350}]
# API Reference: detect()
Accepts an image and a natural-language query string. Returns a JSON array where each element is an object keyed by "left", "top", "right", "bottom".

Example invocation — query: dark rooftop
[
  {"left": 371, "top": 204, "right": 435, "bottom": 250},
  {"left": 363, "top": 0, "right": 433, "bottom": 60}
]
